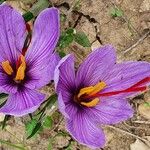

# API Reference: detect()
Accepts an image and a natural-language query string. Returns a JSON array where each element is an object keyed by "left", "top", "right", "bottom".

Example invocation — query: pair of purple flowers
[{"left": 0, "top": 4, "right": 150, "bottom": 148}]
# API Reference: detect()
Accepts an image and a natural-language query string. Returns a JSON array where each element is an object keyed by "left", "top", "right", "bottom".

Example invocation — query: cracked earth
[{"left": 0, "top": 0, "right": 150, "bottom": 150}]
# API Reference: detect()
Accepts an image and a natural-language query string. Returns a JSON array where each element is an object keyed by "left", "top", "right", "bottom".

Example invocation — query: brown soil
[{"left": 0, "top": 0, "right": 150, "bottom": 150}]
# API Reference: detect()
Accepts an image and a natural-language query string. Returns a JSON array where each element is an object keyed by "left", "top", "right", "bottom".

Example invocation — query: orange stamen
[
  {"left": 2, "top": 60, "right": 13, "bottom": 75},
  {"left": 87, "top": 77, "right": 150, "bottom": 99},
  {"left": 15, "top": 55, "right": 26, "bottom": 81},
  {"left": 78, "top": 81, "right": 106, "bottom": 98},
  {"left": 81, "top": 98, "right": 99, "bottom": 107},
  {"left": 77, "top": 81, "right": 106, "bottom": 107}
]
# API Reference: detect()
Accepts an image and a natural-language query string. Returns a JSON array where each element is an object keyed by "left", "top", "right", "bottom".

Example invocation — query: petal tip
[{"left": 54, "top": 54, "right": 74, "bottom": 90}]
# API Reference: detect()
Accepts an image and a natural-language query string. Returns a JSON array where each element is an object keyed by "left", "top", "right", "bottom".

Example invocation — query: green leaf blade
[
  {"left": 58, "top": 28, "right": 75, "bottom": 49},
  {"left": 59, "top": 51, "right": 66, "bottom": 58},
  {"left": 74, "top": 32, "right": 91, "bottom": 47},
  {"left": 110, "top": 7, "right": 124, "bottom": 17},
  {"left": 22, "top": 11, "right": 34, "bottom": 22},
  {"left": 1, "top": 115, "right": 11, "bottom": 129},
  {"left": 26, "top": 119, "right": 42, "bottom": 139},
  {"left": 0, "top": 0, "right": 5, "bottom": 5},
  {"left": 43, "top": 116, "right": 53, "bottom": 128},
  {"left": 27, "top": 122, "right": 42, "bottom": 139},
  {"left": 0, "top": 93, "right": 8, "bottom": 108}
]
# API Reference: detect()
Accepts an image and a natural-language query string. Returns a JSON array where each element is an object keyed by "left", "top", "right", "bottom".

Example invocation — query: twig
[
  {"left": 51, "top": 116, "right": 64, "bottom": 132},
  {"left": 48, "top": 103, "right": 58, "bottom": 116},
  {"left": 6, "top": 128, "right": 23, "bottom": 143},
  {"left": 123, "top": 15, "right": 141, "bottom": 36},
  {"left": 123, "top": 121, "right": 150, "bottom": 130},
  {"left": 107, "top": 125, "right": 150, "bottom": 148},
  {"left": 123, "top": 30, "right": 150, "bottom": 54},
  {"left": 132, "top": 120, "right": 150, "bottom": 125},
  {"left": 0, "top": 139, "right": 26, "bottom": 150},
  {"left": 109, "top": 1, "right": 140, "bottom": 35},
  {"left": 66, "top": 0, "right": 78, "bottom": 19}
]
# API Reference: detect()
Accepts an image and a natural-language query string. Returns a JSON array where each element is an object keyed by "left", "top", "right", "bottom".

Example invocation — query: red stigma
[
  {"left": 26, "top": 23, "right": 31, "bottom": 33},
  {"left": 87, "top": 77, "right": 150, "bottom": 98},
  {"left": 130, "top": 77, "right": 150, "bottom": 88},
  {"left": 22, "top": 23, "right": 32, "bottom": 56}
]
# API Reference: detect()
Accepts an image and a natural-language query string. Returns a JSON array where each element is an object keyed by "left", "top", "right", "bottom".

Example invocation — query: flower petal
[
  {"left": 67, "top": 112, "right": 105, "bottom": 148},
  {"left": 0, "top": 4, "right": 26, "bottom": 63},
  {"left": 54, "top": 54, "right": 76, "bottom": 93},
  {"left": 25, "top": 53, "right": 60, "bottom": 89},
  {"left": 26, "top": 7, "right": 60, "bottom": 65},
  {"left": 0, "top": 70, "right": 17, "bottom": 93},
  {"left": 0, "top": 88, "right": 45, "bottom": 116},
  {"left": 54, "top": 55, "right": 78, "bottom": 118},
  {"left": 86, "top": 97, "right": 133, "bottom": 125},
  {"left": 58, "top": 92, "right": 70, "bottom": 119},
  {"left": 57, "top": 92, "right": 78, "bottom": 119},
  {"left": 76, "top": 45, "right": 116, "bottom": 87},
  {"left": 102, "top": 61, "right": 150, "bottom": 97}
]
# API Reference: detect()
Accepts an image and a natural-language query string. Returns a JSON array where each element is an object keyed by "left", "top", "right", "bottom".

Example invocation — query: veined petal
[
  {"left": 0, "top": 88, "right": 45, "bottom": 116},
  {"left": 58, "top": 92, "right": 78, "bottom": 119},
  {"left": 26, "top": 8, "right": 60, "bottom": 65},
  {"left": 25, "top": 53, "right": 60, "bottom": 89},
  {"left": 58, "top": 92, "right": 70, "bottom": 119},
  {"left": 86, "top": 97, "right": 133, "bottom": 125},
  {"left": 0, "top": 71, "right": 17, "bottom": 93},
  {"left": 102, "top": 61, "right": 150, "bottom": 97},
  {"left": 76, "top": 45, "right": 116, "bottom": 87},
  {"left": 54, "top": 55, "right": 77, "bottom": 118},
  {"left": 0, "top": 4, "right": 26, "bottom": 63},
  {"left": 54, "top": 54, "right": 76, "bottom": 93},
  {"left": 67, "top": 112, "right": 105, "bottom": 149}
]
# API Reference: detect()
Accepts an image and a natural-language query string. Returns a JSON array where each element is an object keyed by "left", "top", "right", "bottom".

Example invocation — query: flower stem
[
  {"left": 0, "top": 139, "right": 26, "bottom": 150},
  {"left": 23, "top": 0, "right": 50, "bottom": 22},
  {"left": 0, "top": 0, "right": 5, "bottom": 5}
]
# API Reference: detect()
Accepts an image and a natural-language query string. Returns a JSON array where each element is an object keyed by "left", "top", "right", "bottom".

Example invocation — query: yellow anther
[
  {"left": 89, "top": 82, "right": 106, "bottom": 95},
  {"left": 78, "top": 86, "right": 94, "bottom": 98},
  {"left": 15, "top": 55, "right": 26, "bottom": 81},
  {"left": 81, "top": 98, "right": 99, "bottom": 107},
  {"left": 78, "top": 81, "right": 106, "bottom": 98},
  {"left": 2, "top": 60, "right": 13, "bottom": 75}
]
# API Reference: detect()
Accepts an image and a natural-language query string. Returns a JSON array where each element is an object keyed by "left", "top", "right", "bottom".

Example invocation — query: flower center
[
  {"left": 77, "top": 81, "right": 106, "bottom": 107},
  {"left": 75, "top": 77, "right": 150, "bottom": 108},
  {"left": 83, "top": 77, "right": 150, "bottom": 99},
  {"left": 1, "top": 55, "right": 26, "bottom": 82},
  {"left": 15, "top": 55, "right": 26, "bottom": 81}
]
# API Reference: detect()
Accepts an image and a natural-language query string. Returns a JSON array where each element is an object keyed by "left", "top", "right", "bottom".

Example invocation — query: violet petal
[
  {"left": 86, "top": 96, "right": 133, "bottom": 124},
  {"left": 67, "top": 111, "right": 105, "bottom": 149},
  {"left": 0, "top": 4, "right": 26, "bottom": 63},
  {"left": 25, "top": 52, "right": 60, "bottom": 89},
  {"left": 0, "top": 88, "right": 45, "bottom": 116},
  {"left": 102, "top": 61, "right": 150, "bottom": 97},
  {"left": 26, "top": 8, "right": 60, "bottom": 65},
  {"left": 76, "top": 45, "right": 116, "bottom": 87}
]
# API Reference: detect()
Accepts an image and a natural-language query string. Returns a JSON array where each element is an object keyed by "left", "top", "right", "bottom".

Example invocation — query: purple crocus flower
[
  {"left": 54, "top": 45, "right": 150, "bottom": 148},
  {"left": 0, "top": 4, "right": 60, "bottom": 116}
]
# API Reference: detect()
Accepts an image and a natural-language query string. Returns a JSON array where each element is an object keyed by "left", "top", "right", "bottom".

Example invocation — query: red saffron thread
[
  {"left": 86, "top": 77, "right": 150, "bottom": 99},
  {"left": 22, "top": 23, "right": 32, "bottom": 56},
  {"left": 94, "top": 86, "right": 147, "bottom": 97},
  {"left": 16, "top": 56, "right": 22, "bottom": 70},
  {"left": 129, "top": 77, "right": 150, "bottom": 88},
  {"left": 26, "top": 23, "right": 31, "bottom": 33}
]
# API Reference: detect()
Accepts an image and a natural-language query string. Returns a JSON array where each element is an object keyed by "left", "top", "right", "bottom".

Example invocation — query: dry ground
[{"left": 0, "top": 0, "right": 150, "bottom": 150}]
